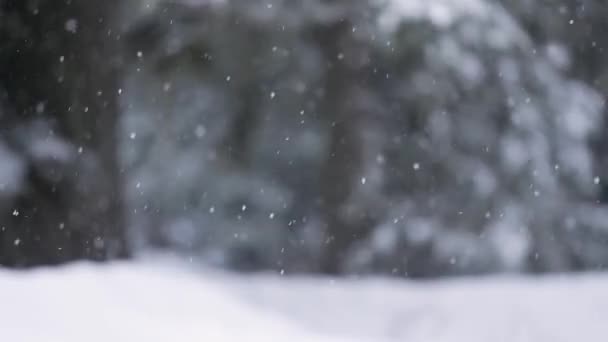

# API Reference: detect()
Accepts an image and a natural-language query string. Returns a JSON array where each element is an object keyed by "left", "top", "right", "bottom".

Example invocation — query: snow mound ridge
[{"left": 1, "top": 260, "right": 606, "bottom": 341}]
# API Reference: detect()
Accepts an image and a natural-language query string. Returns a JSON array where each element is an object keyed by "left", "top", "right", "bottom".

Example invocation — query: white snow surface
[{"left": 1, "top": 258, "right": 606, "bottom": 342}]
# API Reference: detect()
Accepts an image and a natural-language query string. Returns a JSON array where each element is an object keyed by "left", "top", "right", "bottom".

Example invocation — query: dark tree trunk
[
  {"left": 0, "top": 0, "right": 129, "bottom": 267},
  {"left": 313, "top": 19, "right": 370, "bottom": 274}
]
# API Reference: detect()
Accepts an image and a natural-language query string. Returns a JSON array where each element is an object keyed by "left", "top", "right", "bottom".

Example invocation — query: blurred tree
[
  {"left": 0, "top": 0, "right": 129, "bottom": 266},
  {"left": 123, "top": 0, "right": 380, "bottom": 273},
  {"left": 310, "top": 3, "right": 386, "bottom": 273},
  {"left": 500, "top": 0, "right": 608, "bottom": 270},
  {"left": 122, "top": 0, "right": 608, "bottom": 276}
]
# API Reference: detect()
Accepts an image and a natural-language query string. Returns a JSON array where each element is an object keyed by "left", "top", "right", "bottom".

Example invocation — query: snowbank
[{"left": 1, "top": 259, "right": 606, "bottom": 341}]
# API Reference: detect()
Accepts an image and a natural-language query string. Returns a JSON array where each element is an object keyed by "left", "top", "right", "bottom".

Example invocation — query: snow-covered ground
[{"left": 1, "top": 258, "right": 606, "bottom": 342}]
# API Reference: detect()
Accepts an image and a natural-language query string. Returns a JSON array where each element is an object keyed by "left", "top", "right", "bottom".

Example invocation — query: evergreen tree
[{"left": 0, "top": 0, "right": 129, "bottom": 266}]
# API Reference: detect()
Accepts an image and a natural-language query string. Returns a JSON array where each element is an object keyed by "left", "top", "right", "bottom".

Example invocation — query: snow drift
[{"left": 1, "top": 259, "right": 606, "bottom": 341}]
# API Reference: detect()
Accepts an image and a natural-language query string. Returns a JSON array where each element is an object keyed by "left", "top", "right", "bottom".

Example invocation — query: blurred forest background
[{"left": 2, "top": 0, "right": 608, "bottom": 277}]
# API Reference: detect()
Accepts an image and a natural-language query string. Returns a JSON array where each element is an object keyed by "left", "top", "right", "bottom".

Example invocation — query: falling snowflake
[{"left": 64, "top": 19, "right": 78, "bottom": 33}]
